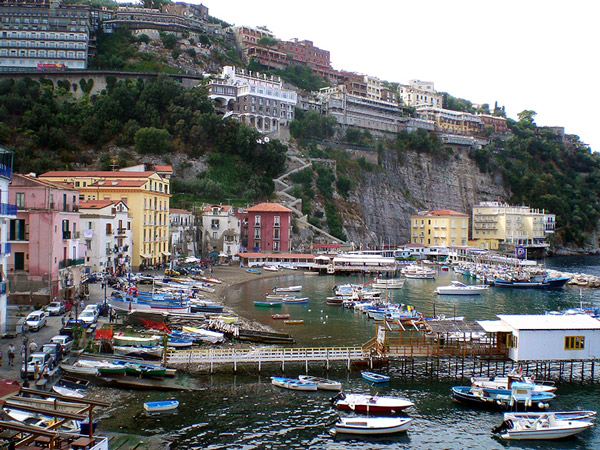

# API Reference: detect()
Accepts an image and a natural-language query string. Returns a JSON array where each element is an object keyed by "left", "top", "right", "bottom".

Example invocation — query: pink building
[
  {"left": 241, "top": 203, "right": 292, "bottom": 253},
  {"left": 8, "top": 174, "right": 85, "bottom": 300}
]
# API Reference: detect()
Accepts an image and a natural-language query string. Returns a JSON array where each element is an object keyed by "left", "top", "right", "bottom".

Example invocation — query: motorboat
[
  {"left": 471, "top": 371, "right": 556, "bottom": 393},
  {"left": 273, "top": 285, "right": 302, "bottom": 293},
  {"left": 143, "top": 400, "right": 179, "bottom": 412},
  {"left": 271, "top": 377, "right": 317, "bottom": 391},
  {"left": 492, "top": 275, "right": 570, "bottom": 289},
  {"left": 371, "top": 278, "right": 405, "bottom": 289},
  {"left": 298, "top": 375, "right": 342, "bottom": 391},
  {"left": 435, "top": 281, "right": 489, "bottom": 295},
  {"left": 333, "top": 416, "right": 413, "bottom": 435},
  {"left": 503, "top": 410, "right": 597, "bottom": 421},
  {"left": 492, "top": 413, "right": 594, "bottom": 439},
  {"left": 361, "top": 371, "right": 390, "bottom": 384},
  {"left": 451, "top": 382, "right": 556, "bottom": 410},
  {"left": 282, "top": 297, "right": 309, "bottom": 304},
  {"left": 332, "top": 392, "right": 414, "bottom": 415},
  {"left": 262, "top": 265, "right": 280, "bottom": 272}
]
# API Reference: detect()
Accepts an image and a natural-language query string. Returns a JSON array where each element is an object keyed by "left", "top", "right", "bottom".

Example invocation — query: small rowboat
[
  {"left": 332, "top": 392, "right": 414, "bottom": 415},
  {"left": 273, "top": 285, "right": 302, "bottom": 293},
  {"left": 246, "top": 269, "right": 262, "bottom": 274},
  {"left": 271, "top": 376, "right": 317, "bottom": 391},
  {"left": 283, "top": 319, "right": 304, "bottom": 325},
  {"left": 52, "top": 385, "right": 85, "bottom": 398},
  {"left": 282, "top": 297, "right": 309, "bottom": 304},
  {"left": 254, "top": 301, "right": 282, "bottom": 307},
  {"left": 361, "top": 371, "right": 390, "bottom": 383},
  {"left": 272, "top": 314, "right": 291, "bottom": 320},
  {"left": 298, "top": 375, "right": 341, "bottom": 391},
  {"left": 333, "top": 416, "right": 413, "bottom": 435},
  {"left": 143, "top": 400, "right": 179, "bottom": 413}
]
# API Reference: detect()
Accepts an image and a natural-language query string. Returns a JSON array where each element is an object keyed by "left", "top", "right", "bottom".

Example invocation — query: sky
[{"left": 193, "top": 0, "right": 599, "bottom": 150}]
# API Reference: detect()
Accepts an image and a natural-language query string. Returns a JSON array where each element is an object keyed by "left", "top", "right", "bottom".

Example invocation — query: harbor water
[{"left": 99, "top": 256, "right": 600, "bottom": 449}]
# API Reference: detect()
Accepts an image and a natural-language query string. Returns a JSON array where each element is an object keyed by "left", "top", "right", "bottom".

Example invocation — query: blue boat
[
  {"left": 247, "top": 268, "right": 262, "bottom": 274},
  {"left": 451, "top": 382, "right": 556, "bottom": 410},
  {"left": 144, "top": 400, "right": 179, "bottom": 412},
  {"left": 361, "top": 371, "right": 390, "bottom": 383},
  {"left": 492, "top": 276, "right": 569, "bottom": 290}
]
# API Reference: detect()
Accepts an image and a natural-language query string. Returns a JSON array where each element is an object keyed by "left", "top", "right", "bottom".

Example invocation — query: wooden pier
[{"left": 166, "top": 346, "right": 368, "bottom": 372}]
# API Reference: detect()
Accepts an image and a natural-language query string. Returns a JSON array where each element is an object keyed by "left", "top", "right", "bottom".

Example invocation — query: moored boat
[
  {"left": 503, "top": 410, "right": 597, "bottom": 421},
  {"left": 371, "top": 278, "right": 405, "bottom": 289},
  {"left": 471, "top": 371, "right": 556, "bottom": 393},
  {"left": 361, "top": 371, "right": 390, "bottom": 383},
  {"left": 283, "top": 319, "right": 304, "bottom": 325},
  {"left": 254, "top": 300, "right": 283, "bottom": 307},
  {"left": 492, "top": 413, "right": 594, "bottom": 439},
  {"left": 333, "top": 416, "right": 413, "bottom": 436},
  {"left": 272, "top": 313, "right": 291, "bottom": 320},
  {"left": 143, "top": 399, "right": 180, "bottom": 412},
  {"left": 298, "top": 375, "right": 341, "bottom": 391},
  {"left": 332, "top": 392, "right": 414, "bottom": 415},
  {"left": 451, "top": 383, "right": 556, "bottom": 410},
  {"left": 271, "top": 376, "right": 318, "bottom": 391},
  {"left": 282, "top": 297, "right": 309, "bottom": 304},
  {"left": 435, "top": 281, "right": 489, "bottom": 295},
  {"left": 273, "top": 285, "right": 302, "bottom": 293}
]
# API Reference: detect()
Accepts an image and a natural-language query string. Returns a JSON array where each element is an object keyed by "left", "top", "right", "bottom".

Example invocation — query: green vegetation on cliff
[{"left": 0, "top": 76, "right": 287, "bottom": 203}]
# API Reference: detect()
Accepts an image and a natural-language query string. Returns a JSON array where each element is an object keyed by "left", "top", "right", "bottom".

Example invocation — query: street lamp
[{"left": 21, "top": 323, "right": 30, "bottom": 388}]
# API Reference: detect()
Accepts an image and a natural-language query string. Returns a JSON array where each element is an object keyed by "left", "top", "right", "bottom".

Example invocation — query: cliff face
[{"left": 343, "top": 146, "right": 508, "bottom": 246}]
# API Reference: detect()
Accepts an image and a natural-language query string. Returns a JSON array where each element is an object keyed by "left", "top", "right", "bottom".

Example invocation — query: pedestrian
[
  {"left": 33, "top": 361, "right": 40, "bottom": 381},
  {"left": 80, "top": 299, "right": 85, "bottom": 310},
  {"left": 8, "top": 343, "right": 15, "bottom": 367},
  {"left": 21, "top": 343, "right": 25, "bottom": 360},
  {"left": 29, "top": 339, "right": 38, "bottom": 353}
]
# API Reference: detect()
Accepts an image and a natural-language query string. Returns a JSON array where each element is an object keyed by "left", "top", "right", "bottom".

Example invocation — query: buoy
[{"left": 538, "top": 402, "right": 544, "bottom": 409}]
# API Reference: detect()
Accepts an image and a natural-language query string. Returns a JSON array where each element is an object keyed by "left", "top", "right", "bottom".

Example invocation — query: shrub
[
  {"left": 134, "top": 127, "right": 171, "bottom": 154},
  {"left": 160, "top": 32, "right": 178, "bottom": 49}
]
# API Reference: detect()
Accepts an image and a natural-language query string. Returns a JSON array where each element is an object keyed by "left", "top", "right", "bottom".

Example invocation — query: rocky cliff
[{"left": 342, "top": 145, "right": 508, "bottom": 246}]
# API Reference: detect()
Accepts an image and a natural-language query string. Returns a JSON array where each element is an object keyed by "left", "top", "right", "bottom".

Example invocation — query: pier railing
[{"left": 166, "top": 346, "right": 367, "bottom": 371}]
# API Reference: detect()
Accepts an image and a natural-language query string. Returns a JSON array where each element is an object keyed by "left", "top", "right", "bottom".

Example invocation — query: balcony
[
  {"left": 73, "top": 231, "right": 80, "bottom": 239},
  {"left": 115, "top": 228, "right": 127, "bottom": 236},
  {"left": 58, "top": 257, "right": 84, "bottom": 269},
  {"left": 0, "top": 243, "right": 11, "bottom": 255},
  {"left": 0, "top": 203, "right": 17, "bottom": 216},
  {"left": 62, "top": 231, "right": 71, "bottom": 240}
]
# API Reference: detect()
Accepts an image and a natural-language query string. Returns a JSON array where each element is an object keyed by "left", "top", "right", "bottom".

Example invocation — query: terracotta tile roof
[
  {"left": 416, "top": 209, "right": 468, "bottom": 217},
  {"left": 0, "top": 379, "right": 21, "bottom": 399},
  {"left": 41, "top": 171, "right": 157, "bottom": 178},
  {"left": 237, "top": 252, "right": 314, "bottom": 259},
  {"left": 79, "top": 199, "right": 116, "bottom": 209},
  {"left": 154, "top": 165, "right": 173, "bottom": 172},
  {"left": 245, "top": 203, "right": 292, "bottom": 213},
  {"left": 170, "top": 208, "right": 192, "bottom": 214},
  {"left": 202, "top": 204, "right": 232, "bottom": 213},
  {"left": 12, "top": 173, "right": 79, "bottom": 191}
]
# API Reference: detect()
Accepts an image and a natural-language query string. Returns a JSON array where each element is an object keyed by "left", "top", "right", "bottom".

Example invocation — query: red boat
[{"left": 332, "top": 392, "right": 414, "bottom": 415}]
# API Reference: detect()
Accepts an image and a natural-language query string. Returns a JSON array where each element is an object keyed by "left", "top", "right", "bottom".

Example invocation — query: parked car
[
  {"left": 25, "top": 311, "right": 47, "bottom": 331},
  {"left": 164, "top": 269, "right": 180, "bottom": 276},
  {"left": 21, "top": 352, "right": 53, "bottom": 378},
  {"left": 50, "top": 335, "right": 74, "bottom": 354},
  {"left": 45, "top": 302, "right": 65, "bottom": 316},
  {"left": 79, "top": 309, "right": 98, "bottom": 325},
  {"left": 41, "top": 342, "right": 63, "bottom": 363},
  {"left": 95, "top": 301, "right": 109, "bottom": 317},
  {"left": 60, "top": 319, "right": 87, "bottom": 336}
]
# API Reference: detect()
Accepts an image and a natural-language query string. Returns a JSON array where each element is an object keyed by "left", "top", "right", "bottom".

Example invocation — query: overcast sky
[{"left": 195, "top": 0, "right": 598, "bottom": 151}]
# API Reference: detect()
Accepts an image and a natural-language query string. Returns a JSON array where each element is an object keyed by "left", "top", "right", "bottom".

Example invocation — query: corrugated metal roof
[
  {"left": 497, "top": 314, "right": 600, "bottom": 331},
  {"left": 478, "top": 320, "right": 512, "bottom": 333},
  {"left": 426, "top": 320, "right": 484, "bottom": 334}
]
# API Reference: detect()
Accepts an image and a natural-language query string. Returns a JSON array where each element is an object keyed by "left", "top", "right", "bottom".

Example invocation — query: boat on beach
[
  {"left": 332, "top": 392, "right": 414, "bottom": 415},
  {"left": 298, "top": 375, "right": 341, "bottom": 391},
  {"left": 271, "top": 376, "right": 318, "bottom": 391},
  {"left": 246, "top": 268, "right": 262, "bottom": 274},
  {"left": 492, "top": 413, "right": 594, "bottom": 440},
  {"left": 332, "top": 416, "right": 413, "bottom": 436},
  {"left": 52, "top": 385, "right": 85, "bottom": 398},
  {"left": 361, "top": 371, "right": 390, "bottom": 384}
]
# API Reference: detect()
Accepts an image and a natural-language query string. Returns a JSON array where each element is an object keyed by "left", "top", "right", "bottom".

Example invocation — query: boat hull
[
  {"left": 271, "top": 377, "right": 317, "bottom": 391},
  {"left": 144, "top": 400, "right": 179, "bottom": 412},
  {"left": 452, "top": 386, "right": 554, "bottom": 410},
  {"left": 333, "top": 393, "right": 413, "bottom": 415},
  {"left": 334, "top": 417, "right": 413, "bottom": 435}
]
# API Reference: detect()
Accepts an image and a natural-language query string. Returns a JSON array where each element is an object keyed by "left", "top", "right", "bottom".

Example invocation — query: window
[
  {"left": 273, "top": 228, "right": 280, "bottom": 239},
  {"left": 9, "top": 219, "right": 26, "bottom": 240},
  {"left": 507, "top": 334, "right": 518, "bottom": 349},
  {"left": 254, "top": 216, "right": 261, "bottom": 227},
  {"left": 254, "top": 229, "right": 260, "bottom": 239},
  {"left": 565, "top": 336, "right": 585, "bottom": 350},
  {"left": 16, "top": 193, "right": 25, "bottom": 208},
  {"left": 274, "top": 215, "right": 280, "bottom": 227},
  {"left": 273, "top": 241, "right": 280, "bottom": 251}
]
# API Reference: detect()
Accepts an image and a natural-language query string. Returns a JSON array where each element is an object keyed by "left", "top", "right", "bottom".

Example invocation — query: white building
[
  {"left": 207, "top": 65, "right": 297, "bottom": 134},
  {"left": 201, "top": 204, "right": 241, "bottom": 259},
  {"left": 169, "top": 208, "right": 197, "bottom": 257},
  {"left": 481, "top": 315, "right": 600, "bottom": 361},
  {"left": 399, "top": 80, "right": 443, "bottom": 108},
  {"left": 0, "top": 147, "right": 16, "bottom": 335},
  {"left": 79, "top": 200, "right": 132, "bottom": 275}
]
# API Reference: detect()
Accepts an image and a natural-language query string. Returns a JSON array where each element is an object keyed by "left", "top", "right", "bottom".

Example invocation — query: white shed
[{"left": 495, "top": 314, "right": 600, "bottom": 361}]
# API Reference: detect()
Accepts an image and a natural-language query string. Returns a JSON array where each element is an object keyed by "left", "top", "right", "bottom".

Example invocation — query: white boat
[
  {"left": 504, "top": 410, "right": 597, "bottom": 421},
  {"left": 371, "top": 278, "right": 405, "bottom": 289},
  {"left": 298, "top": 375, "right": 342, "bottom": 391},
  {"left": 492, "top": 413, "right": 594, "bottom": 439},
  {"left": 333, "top": 416, "right": 413, "bottom": 435},
  {"left": 435, "top": 281, "right": 489, "bottom": 295},
  {"left": 273, "top": 285, "right": 302, "bottom": 293},
  {"left": 52, "top": 385, "right": 85, "bottom": 398},
  {"left": 271, "top": 376, "right": 317, "bottom": 391},
  {"left": 263, "top": 266, "right": 280, "bottom": 272},
  {"left": 403, "top": 265, "right": 436, "bottom": 279},
  {"left": 471, "top": 370, "right": 556, "bottom": 393},
  {"left": 143, "top": 400, "right": 179, "bottom": 412}
]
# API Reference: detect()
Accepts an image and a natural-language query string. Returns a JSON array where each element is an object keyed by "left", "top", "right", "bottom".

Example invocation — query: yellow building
[
  {"left": 410, "top": 209, "right": 469, "bottom": 246},
  {"left": 40, "top": 165, "right": 172, "bottom": 269},
  {"left": 472, "top": 201, "right": 547, "bottom": 247}
]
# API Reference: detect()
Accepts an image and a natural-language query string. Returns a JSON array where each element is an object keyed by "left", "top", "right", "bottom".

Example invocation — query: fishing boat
[
  {"left": 282, "top": 297, "right": 309, "bottom": 304},
  {"left": 332, "top": 416, "right": 413, "bottom": 436},
  {"left": 471, "top": 370, "right": 556, "bottom": 393},
  {"left": 361, "top": 371, "right": 390, "bottom": 383},
  {"left": 451, "top": 382, "right": 556, "bottom": 410},
  {"left": 254, "top": 300, "right": 282, "bottom": 307},
  {"left": 332, "top": 392, "right": 414, "bottom": 414},
  {"left": 492, "top": 276, "right": 570, "bottom": 289},
  {"left": 298, "top": 375, "right": 341, "bottom": 391},
  {"left": 283, "top": 319, "right": 304, "bottom": 325},
  {"left": 57, "top": 375, "right": 90, "bottom": 390},
  {"left": 143, "top": 399, "right": 180, "bottom": 412},
  {"left": 272, "top": 313, "right": 291, "bottom": 320},
  {"left": 236, "top": 329, "right": 295, "bottom": 344},
  {"left": 492, "top": 413, "right": 594, "bottom": 440},
  {"left": 113, "top": 360, "right": 167, "bottom": 377},
  {"left": 273, "top": 285, "right": 302, "bottom": 293},
  {"left": 371, "top": 278, "right": 405, "bottom": 289},
  {"left": 262, "top": 265, "right": 280, "bottom": 272},
  {"left": 271, "top": 377, "right": 318, "bottom": 391},
  {"left": 52, "top": 385, "right": 85, "bottom": 398},
  {"left": 435, "top": 281, "right": 489, "bottom": 295},
  {"left": 246, "top": 268, "right": 262, "bottom": 274}
]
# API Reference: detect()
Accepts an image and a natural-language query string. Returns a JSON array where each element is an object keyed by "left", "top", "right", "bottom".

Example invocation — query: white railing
[{"left": 166, "top": 346, "right": 366, "bottom": 365}]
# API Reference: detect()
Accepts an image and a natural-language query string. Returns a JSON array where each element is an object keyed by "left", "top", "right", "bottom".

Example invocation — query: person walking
[
  {"left": 29, "top": 339, "right": 38, "bottom": 354},
  {"left": 8, "top": 343, "right": 15, "bottom": 367},
  {"left": 61, "top": 316, "right": 66, "bottom": 328}
]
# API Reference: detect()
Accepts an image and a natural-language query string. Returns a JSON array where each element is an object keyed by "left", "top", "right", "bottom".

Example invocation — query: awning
[
  {"left": 162, "top": 251, "right": 172, "bottom": 256},
  {"left": 140, "top": 253, "right": 152, "bottom": 259}
]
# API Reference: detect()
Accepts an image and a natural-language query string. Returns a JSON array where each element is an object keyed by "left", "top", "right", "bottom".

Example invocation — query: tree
[
  {"left": 134, "top": 127, "right": 171, "bottom": 154},
  {"left": 517, "top": 110, "right": 537, "bottom": 127},
  {"left": 257, "top": 36, "right": 278, "bottom": 47}
]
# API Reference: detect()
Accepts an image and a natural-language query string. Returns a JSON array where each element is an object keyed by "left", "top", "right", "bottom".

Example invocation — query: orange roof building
[{"left": 410, "top": 208, "right": 469, "bottom": 247}]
